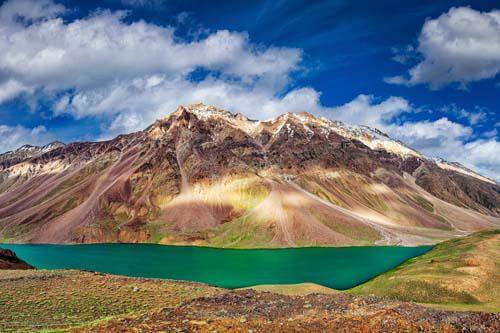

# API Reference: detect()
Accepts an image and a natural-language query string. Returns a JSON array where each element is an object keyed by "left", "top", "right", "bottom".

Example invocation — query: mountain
[
  {"left": 0, "top": 141, "right": 65, "bottom": 171},
  {"left": 0, "top": 103, "right": 498, "bottom": 246},
  {"left": 431, "top": 157, "right": 495, "bottom": 185}
]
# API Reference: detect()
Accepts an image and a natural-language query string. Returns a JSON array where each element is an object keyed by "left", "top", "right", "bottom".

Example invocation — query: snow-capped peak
[
  {"left": 2, "top": 142, "right": 65, "bottom": 159},
  {"left": 432, "top": 158, "right": 495, "bottom": 184},
  {"left": 17, "top": 145, "right": 37, "bottom": 152},
  {"left": 315, "top": 117, "right": 422, "bottom": 158},
  {"left": 156, "top": 104, "right": 493, "bottom": 183},
  {"left": 178, "top": 103, "right": 245, "bottom": 121}
]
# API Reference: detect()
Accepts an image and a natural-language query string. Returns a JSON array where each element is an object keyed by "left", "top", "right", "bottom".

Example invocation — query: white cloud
[
  {"left": 385, "top": 118, "right": 472, "bottom": 155},
  {"left": 121, "top": 0, "right": 165, "bottom": 8},
  {"left": 0, "top": 0, "right": 64, "bottom": 25},
  {"left": 53, "top": 94, "right": 70, "bottom": 113},
  {"left": 0, "top": 80, "right": 30, "bottom": 102},
  {"left": 438, "top": 103, "right": 489, "bottom": 125},
  {"left": 386, "top": 7, "right": 500, "bottom": 89},
  {"left": 0, "top": 124, "right": 52, "bottom": 152},
  {"left": 0, "top": 0, "right": 301, "bottom": 104},
  {"left": 390, "top": 45, "right": 416, "bottom": 65},
  {"left": 458, "top": 109, "right": 487, "bottom": 125},
  {"left": 482, "top": 128, "right": 498, "bottom": 138},
  {"left": 383, "top": 75, "right": 407, "bottom": 85},
  {"left": 328, "top": 94, "right": 411, "bottom": 129},
  {"left": 455, "top": 139, "right": 500, "bottom": 180}
]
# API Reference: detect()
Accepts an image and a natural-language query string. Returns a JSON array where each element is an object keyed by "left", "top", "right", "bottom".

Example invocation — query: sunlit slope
[
  {"left": 349, "top": 230, "right": 500, "bottom": 311},
  {"left": 1, "top": 104, "right": 499, "bottom": 246}
]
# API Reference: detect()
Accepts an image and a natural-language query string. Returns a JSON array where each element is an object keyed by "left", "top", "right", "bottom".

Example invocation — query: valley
[{"left": 0, "top": 0, "right": 498, "bottom": 331}]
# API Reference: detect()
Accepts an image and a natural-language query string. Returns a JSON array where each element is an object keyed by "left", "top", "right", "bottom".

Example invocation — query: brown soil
[{"left": 79, "top": 289, "right": 500, "bottom": 333}]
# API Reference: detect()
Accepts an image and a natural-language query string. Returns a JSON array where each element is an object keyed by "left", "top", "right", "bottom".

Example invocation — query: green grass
[
  {"left": 145, "top": 222, "right": 166, "bottom": 243},
  {"left": 209, "top": 215, "right": 275, "bottom": 248},
  {"left": 312, "top": 212, "right": 380, "bottom": 244},
  {"left": 413, "top": 195, "right": 434, "bottom": 213},
  {"left": 0, "top": 270, "right": 221, "bottom": 332},
  {"left": 348, "top": 230, "right": 500, "bottom": 312}
]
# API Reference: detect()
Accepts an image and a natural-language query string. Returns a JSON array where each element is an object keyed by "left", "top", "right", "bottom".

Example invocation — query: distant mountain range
[{"left": 0, "top": 104, "right": 498, "bottom": 246}]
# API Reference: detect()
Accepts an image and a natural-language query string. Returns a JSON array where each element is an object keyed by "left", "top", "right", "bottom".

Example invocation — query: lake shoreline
[
  {"left": 0, "top": 241, "right": 435, "bottom": 250},
  {"left": 0, "top": 243, "right": 432, "bottom": 290}
]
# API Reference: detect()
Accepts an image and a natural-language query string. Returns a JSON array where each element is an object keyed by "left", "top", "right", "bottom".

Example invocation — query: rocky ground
[{"left": 80, "top": 289, "right": 499, "bottom": 333}]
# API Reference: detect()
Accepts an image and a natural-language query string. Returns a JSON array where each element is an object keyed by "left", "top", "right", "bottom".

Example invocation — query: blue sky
[{"left": 0, "top": 0, "right": 498, "bottom": 179}]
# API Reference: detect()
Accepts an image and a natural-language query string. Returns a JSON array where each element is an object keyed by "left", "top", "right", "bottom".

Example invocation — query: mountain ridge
[
  {"left": 3, "top": 105, "right": 493, "bottom": 184},
  {"left": 0, "top": 103, "right": 498, "bottom": 246}
]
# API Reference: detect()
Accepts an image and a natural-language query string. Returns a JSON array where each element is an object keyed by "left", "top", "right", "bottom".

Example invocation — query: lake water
[{"left": 0, "top": 244, "right": 431, "bottom": 289}]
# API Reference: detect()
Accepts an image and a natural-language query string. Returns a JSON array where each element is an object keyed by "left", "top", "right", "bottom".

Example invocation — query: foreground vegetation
[
  {"left": 0, "top": 270, "right": 221, "bottom": 332},
  {"left": 349, "top": 229, "right": 500, "bottom": 311}
]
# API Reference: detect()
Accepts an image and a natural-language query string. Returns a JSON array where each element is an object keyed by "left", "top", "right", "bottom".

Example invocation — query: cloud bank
[{"left": 386, "top": 7, "right": 500, "bottom": 89}]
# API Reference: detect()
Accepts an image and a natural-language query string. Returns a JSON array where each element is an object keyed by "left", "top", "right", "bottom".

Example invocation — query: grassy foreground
[
  {"left": 0, "top": 270, "right": 222, "bottom": 332},
  {"left": 349, "top": 229, "right": 500, "bottom": 312}
]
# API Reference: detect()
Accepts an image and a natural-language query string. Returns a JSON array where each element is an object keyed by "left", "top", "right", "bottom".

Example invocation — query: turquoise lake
[{"left": 0, "top": 244, "right": 431, "bottom": 289}]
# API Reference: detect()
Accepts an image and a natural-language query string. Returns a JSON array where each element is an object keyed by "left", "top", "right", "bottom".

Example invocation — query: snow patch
[{"left": 433, "top": 158, "right": 495, "bottom": 184}]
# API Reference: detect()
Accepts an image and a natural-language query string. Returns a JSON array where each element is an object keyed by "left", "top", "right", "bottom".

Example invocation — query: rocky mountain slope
[
  {"left": 0, "top": 248, "right": 33, "bottom": 270},
  {"left": 0, "top": 104, "right": 498, "bottom": 246}
]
